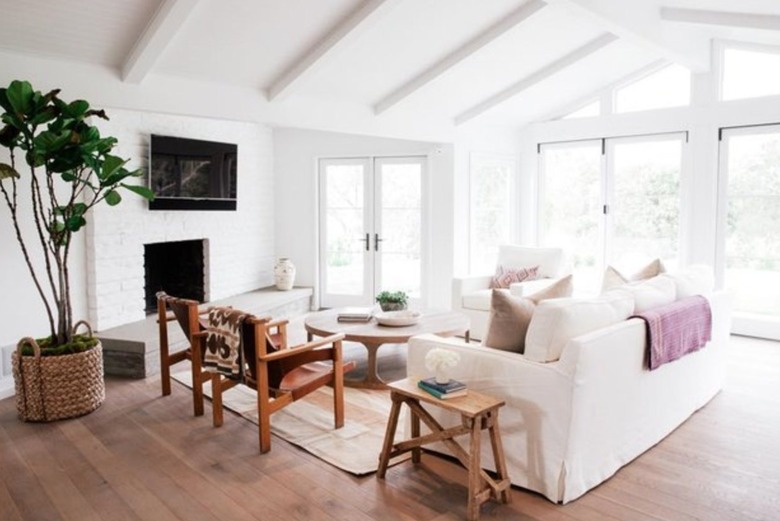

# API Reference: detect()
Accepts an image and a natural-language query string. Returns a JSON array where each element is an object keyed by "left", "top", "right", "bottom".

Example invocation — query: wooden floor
[{"left": 1, "top": 335, "right": 779, "bottom": 521}]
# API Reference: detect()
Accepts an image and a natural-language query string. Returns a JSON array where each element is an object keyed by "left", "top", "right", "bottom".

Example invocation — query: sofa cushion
[
  {"left": 601, "top": 258, "right": 666, "bottom": 292},
  {"left": 524, "top": 293, "right": 634, "bottom": 363},
  {"left": 482, "top": 275, "right": 573, "bottom": 353},
  {"left": 490, "top": 264, "right": 540, "bottom": 289},
  {"left": 606, "top": 275, "right": 676, "bottom": 313},
  {"left": 660, "top": 264, "right": 714, "bottom": 299},
  {"left": 497, "top": 246, "right": 564, "bottom": 278}
]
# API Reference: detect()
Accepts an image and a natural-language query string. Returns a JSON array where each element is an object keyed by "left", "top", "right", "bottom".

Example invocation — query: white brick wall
[{"left": 86, "top": 109, "right": 275, "bottom": 331}]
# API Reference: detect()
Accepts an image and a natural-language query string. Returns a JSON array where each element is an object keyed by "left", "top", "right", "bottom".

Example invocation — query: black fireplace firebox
[{"left": 144, "top": 239, "right": 205, "bottom": 313}]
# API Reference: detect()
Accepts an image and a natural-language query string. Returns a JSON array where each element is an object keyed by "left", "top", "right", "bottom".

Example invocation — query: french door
[
  {"left": 318, "top": 157, "right": 426, "bottom": 308},
  {"left": 539, "top": 134, "right": 685, "bottom": 294},
  {"left": 718, "top": 125, "right": 780, "bottom": 339}
]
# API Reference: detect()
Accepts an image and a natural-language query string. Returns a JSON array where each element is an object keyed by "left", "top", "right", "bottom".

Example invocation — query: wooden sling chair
[
  {"left": 193, "top": 309, "right": 355, "bottom": 453},
  {"left": 156, "top": 292, "right": 286, "bottom": 417}
]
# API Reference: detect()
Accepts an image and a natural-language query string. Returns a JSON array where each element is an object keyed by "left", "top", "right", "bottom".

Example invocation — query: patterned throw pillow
[{"left": 489, "top": 265, "right": 540, "bottom": 289}]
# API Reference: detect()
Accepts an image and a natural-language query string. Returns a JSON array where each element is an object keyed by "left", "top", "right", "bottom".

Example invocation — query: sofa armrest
[
  {"left": 452, "top": 275, "right": 492, "bottom": 308},
  {"left": 508, "top": 278, "right": 557, "bottom": 297}
]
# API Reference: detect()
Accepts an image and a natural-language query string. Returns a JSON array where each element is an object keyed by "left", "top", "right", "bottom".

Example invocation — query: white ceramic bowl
[{"left": 375, "top": 310, "right": 421, "bottom": 327}]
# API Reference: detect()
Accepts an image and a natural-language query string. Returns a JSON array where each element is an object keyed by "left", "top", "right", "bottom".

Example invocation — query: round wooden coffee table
[{"left": 304, "top": 309, "right": 470, "bottom": 389}]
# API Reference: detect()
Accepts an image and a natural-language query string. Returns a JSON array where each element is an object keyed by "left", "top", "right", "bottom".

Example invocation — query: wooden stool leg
[
  {"left": 488, "top": 410, "right": 511, "bottom": 504},
  {"left": 212, "top": 373, "right": 224, "bottom": 427},
  {"left": 411, "top": 406, "right": 421, "bottom": 464},
  {"left": 377, "top": 393, "right": 404, "bottom": 479},
  {"left": 467, "top": 416, "right": 482, "bottom": 521}
]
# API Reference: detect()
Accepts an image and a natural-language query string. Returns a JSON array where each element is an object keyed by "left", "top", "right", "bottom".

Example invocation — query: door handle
[
  {"left": 360, "top": 233, "right": 370, "bottom": 251},
  {"left": 374, "top": 233, "right": 383, "bottom": 251}
]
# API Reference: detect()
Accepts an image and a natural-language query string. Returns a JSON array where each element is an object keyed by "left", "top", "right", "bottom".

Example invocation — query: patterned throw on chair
[{"left": 203, "top": 308, "right": 247, "bottom": 377}]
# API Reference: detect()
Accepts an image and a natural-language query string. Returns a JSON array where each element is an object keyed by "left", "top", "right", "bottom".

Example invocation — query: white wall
[
  {"left": 88, "top": 109, "right": 275, "bottom": 330},
  {"left": 273, "top": 128, "right": 454, "bottom": 308}
]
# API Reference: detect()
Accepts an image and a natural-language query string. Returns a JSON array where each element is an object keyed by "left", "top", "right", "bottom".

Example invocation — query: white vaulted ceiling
[{"left": 1, "top": 0, "right": 780, "bottom": 139}]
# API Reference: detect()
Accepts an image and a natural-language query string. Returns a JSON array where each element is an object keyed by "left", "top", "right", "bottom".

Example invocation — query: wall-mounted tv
[{"left": 148, "top": 134, "right": 237, "bottom": 211}]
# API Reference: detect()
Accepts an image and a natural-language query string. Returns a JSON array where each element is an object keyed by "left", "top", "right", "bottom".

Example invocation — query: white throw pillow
[
  {"left": 660, "top": 264, "right": 714, "bottom": 299},
  {"left": 524, "top": 293, "right": 635, "bottom": 363},
  {"left": 607, "top": 275, "right": 676, "bottom": 313}
]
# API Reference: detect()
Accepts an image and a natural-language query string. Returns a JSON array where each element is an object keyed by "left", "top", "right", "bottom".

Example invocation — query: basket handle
[
  {"left": 16, "top": 337, "right": 41, "bottom": 359},
  {"left": 72, "top": 320, "right": 94, "bottom": 338}
]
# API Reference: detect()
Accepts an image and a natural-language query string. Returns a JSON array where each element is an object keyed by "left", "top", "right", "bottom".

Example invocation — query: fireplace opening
[{"left": 144, "top": 239, "right": 206, "bottom": 313}]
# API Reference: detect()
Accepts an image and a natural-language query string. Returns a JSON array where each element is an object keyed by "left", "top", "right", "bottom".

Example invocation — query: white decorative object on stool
[
  {"left": 274, "top": 258, "right": 296, "bottom": 291},
  {"left": 424, "top": 348, "right": 461, "bottom": 385}
]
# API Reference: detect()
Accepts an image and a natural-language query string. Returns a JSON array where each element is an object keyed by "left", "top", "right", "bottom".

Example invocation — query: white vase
[
  {"left": 434, "top": 367, "right": 450, "bottom": 385},
  {"left": 274, "top": 258, "right": 296, "bottom": 291}
]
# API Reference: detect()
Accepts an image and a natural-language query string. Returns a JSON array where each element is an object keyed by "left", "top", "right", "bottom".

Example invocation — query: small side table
[{"left": 377, "top": 378, "right": 511, "bottom": 521}]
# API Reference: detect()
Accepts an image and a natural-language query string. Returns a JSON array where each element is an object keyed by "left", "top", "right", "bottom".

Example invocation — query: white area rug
[{"left": 173, "top": 370, "right": 408, "bottom": 474}]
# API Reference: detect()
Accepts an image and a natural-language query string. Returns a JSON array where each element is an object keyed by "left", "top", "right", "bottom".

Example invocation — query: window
[
  {"left": 718, "top": 126, "right": 780, "bottom": 338},
  {"left": 722, "top": 46, "right": 780, "bottom": 101},
  {"left": 561, "top": 100, "right": 600, "bottom": 119},
  {"left": 469, "top": 153, "right": 515, "bottom": 274},
  {"left": 614, "top": 64, "right": 691, "bottom": 113},
  {"left": 539, "top": 134, "right": 685, "bottom": 294}
]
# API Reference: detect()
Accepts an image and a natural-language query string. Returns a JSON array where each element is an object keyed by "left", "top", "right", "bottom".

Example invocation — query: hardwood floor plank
[{"left": 0, "top": 478, "right": 24, "bottom": 521}]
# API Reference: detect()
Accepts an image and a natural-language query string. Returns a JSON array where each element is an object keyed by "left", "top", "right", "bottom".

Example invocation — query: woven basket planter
[{"left": 12, "top": 321, "right": 105, "bottom": 422}]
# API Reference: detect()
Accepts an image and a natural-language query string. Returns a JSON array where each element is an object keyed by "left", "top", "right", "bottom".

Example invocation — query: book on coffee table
[{"left": 337, "top": 307, "right": 374, "bottom": 323}]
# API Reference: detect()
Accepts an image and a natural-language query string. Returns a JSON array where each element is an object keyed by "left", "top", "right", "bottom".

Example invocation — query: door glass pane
[
  {"left": 610, "top": 139, "right": 681, "bottom": 271},
  {"left": 324, "top": 163, "right": 365, "bottom": 295},
  {"left": 379, "top": 161, "right": 422, "bottom": 298},
  {"left": 540, "top": 143, "right": 602, "bottom": 294},
  {"left": 725, "top": 132, "right": 780, "bottom": 317},
  {"left": 470, "top": 154, "right": 514, "bottom": 274}
]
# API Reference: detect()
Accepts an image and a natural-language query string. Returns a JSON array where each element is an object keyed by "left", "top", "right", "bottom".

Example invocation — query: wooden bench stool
[{"left": 377, "top": 378, "right": 511, "bottom": 521}]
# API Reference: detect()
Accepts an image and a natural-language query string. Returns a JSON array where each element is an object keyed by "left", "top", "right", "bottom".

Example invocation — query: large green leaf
[
  {"left": 5, "top": 80, "right": 34, "bottom": 115},
  {"left": 0, "top": 124, "right": 20, "bottom": 147},
  {"left": 64, "top": 100, "right": 89, "bottom": 119},
  {"left": 104, "top": 190, "right": 121, "bottom": 206},
  {"left": 0, "top": 163, "right": 20, "bottom": 180},
  {"left": 121, "top": 183, "right": 155, "bottom": 201},
  {"left": 65, "top": 215, "right": 87, "bottom": 232},
  {"left": 100, "top": 154, "right": 126, "bottom": 180}
]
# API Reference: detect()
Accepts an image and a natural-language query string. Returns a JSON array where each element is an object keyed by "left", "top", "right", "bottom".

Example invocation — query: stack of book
[
  {"left": 336, "top": 307, "right": 373, "bottom": 323},
  {"left": 417, "top": 377, "right": 467, "bottom": 399}
]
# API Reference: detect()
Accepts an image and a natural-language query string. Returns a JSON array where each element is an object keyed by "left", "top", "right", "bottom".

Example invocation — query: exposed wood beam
[
  {"left": 267, "top": 0, "right": 400, "bottom": 101},
  {"left": 121, "top": 0, "right": 200, "bottom": 84},
  {"left": 547, "top": 0, "right": 710, "bottom": 73},
  {"left": 374, "top": 0, "right": 547, "bottom": 115},
  {"left": 455, "top": 33, "right": 617, "bottom": 126},
  {"left": 660, "top": 7, "right": 780, "bottom": 31}
]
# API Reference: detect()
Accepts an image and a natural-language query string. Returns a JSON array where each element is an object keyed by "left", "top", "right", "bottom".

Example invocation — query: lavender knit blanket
[{"left": 632, "top": 295, "right": 712, "bottom": 370}]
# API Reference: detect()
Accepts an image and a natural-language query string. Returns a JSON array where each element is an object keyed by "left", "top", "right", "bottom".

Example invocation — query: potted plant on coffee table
[
  {"left": 375, "top": 291, "right": 409, "bottom": 312},
  {"left": 0, "top": 80, "right": 153, "bottom": 421}
]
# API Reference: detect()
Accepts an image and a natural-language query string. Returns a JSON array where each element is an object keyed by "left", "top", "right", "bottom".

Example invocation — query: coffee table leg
[{"left": 363, "top": 342, "right": 386, "bottom": 387}]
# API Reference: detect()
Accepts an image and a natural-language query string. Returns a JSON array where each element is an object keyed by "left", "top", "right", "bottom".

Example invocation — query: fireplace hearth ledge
[{"left": 97, "top": 287, "right": 313, "bottom": 378}]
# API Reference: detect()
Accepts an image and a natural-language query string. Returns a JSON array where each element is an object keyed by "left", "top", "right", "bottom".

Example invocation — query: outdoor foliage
[{"left": 0, "top": 80, "right": 154, "bottom": 347}]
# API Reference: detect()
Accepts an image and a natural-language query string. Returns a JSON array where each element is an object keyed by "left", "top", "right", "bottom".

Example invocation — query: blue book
[
  {"left": 418, "top": 380, "right": 468, "bottom": 400},
  {"left": 419, "top": 377, "right": 466, "bottom": 393}
]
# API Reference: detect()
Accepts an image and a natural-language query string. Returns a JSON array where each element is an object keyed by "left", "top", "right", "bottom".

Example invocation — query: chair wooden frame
[
  {"left": 157, "top": 292, "right": 211, "bottom": 416},
  {"left": 193, "top": 312, "right": 349, "bottom": 453}
]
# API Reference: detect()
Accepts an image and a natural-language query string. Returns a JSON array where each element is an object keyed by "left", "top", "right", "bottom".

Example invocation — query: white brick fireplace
[{"left": 85, "top": 109, "right": 276, "bottom": 332}]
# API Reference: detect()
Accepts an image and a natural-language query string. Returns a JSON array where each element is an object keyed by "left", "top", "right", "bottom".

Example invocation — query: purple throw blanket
[{"left": 632, "top": 295, "right": 712, "bottom": 370}]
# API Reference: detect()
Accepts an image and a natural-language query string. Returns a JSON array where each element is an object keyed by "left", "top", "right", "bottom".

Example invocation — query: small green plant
[{"left": 375, "top": 291, "right": 408, "bottom": 306}]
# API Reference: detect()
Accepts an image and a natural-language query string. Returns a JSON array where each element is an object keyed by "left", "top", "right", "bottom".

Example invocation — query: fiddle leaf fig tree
[{"left": 0, "top": 80, "right": 154, "bottom": 347}]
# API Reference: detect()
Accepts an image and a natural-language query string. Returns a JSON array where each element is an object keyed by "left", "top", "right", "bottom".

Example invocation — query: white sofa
[
  {"left": 452, "top": 246, "right": 567, "bottom": 340},
  {"left": 409, "top": 282, "right": 729, "bottom": 503}
]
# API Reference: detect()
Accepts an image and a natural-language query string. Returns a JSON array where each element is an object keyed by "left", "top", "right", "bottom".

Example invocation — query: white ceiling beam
[
  {"left": 455, "top": 33, "right": 617, "bottom": 126},
  {"left": 121, "top": 0, "right": 200, "bottom": 84},
  {"left": 547, "top": 0, "right": 710, "bottom": 73},
  {"left": 267, "top": 0, "right": 400, "bottom": 101},
  {"left": 374, "top": 0, "right": 547, "bottom": 115},
  {"left": 660, "top": 7, "right": 780, "bottom": 31}
]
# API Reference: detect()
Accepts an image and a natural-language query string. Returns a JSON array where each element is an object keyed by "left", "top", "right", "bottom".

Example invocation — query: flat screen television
[{"left": 148, "top": 134, "right": 237, "bottom": 211}]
